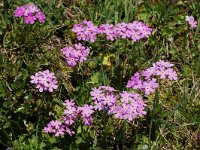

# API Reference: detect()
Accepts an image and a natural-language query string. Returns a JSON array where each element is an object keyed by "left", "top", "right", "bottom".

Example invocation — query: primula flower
[
  {"left": 72, "top": 20, "right": 98, "bottom": 42},
  {"left": 156, "top": 60, "right": 174, "bottom": 68},
  {"left": 98, "top": 24, "right": 117, "bottom": 41},
  {"left": 99, "top": 85, "right": 116, "bottom": 92},
  {"left": 90, "top": 86, "right": 117, "bottom": 111},
  {"left": 44, "top": 99, "right": 95, "bottom": 136},
  {"left": 66, "top": 57, "right": 78, "bottom": 66},
  {"left": 186, "top": 16, "right": 198, "bottom": 28},
  {"left": 78, "top": 104, "right": 94, "bottom": 117},
  {"left": 142, "top": 66, "right": 157, "bottom": 79},
  {"left": 115, "top": 21, "right": 152, "bottom": 42},
  {"left": 43, "top": 120, "right": 64, "bottom": 136},
  {"left": 61, "top": 43, "right": 90, "bottom": 67},
  {"left": 63, "top": 99, "right": 75, "bottom": 107},
  {"left": 44, "top": 99, "right": 77, "bottom": 137},
  {"left": 14, "top": 3, "right": 46, "bottom": 24},
  {"left": 30, "top": 70, "right": 58, "bottom": 92},
  {"left": 44, "top": 87, "right": 147, "bottom": 137},
  {"left": 156, "top": 67, "right": 168, "bottom": 79},
  {"left": 120, "top": 91, "right": 133, "bottom": 104},
  {"left": 127, "top": 60, "right": 178, "bottom": 95},
  {"left": 166, "top": 68, "right": 178, "bottom": 80},
  {"left": 36, "top": 12, "right": 46, "bottom": 23},
  {"left": 72, "top": 20, "right": 152, "bottom": 42},
  {"left": 77, "top": 104, "right": 95, "bottom": 126},
  {"left": 82, "top": 116, "right": 93, "bottom": 126},
  {"left": 126, "top": 72, "right": 143, "bottom": 89},
  {"left": 90, "top": 87, "right": 104, "bottom": 101},
  {"left": 110, "top": 91, "right": 146, "bottom": 121},
  {"left": 63, "top": 100, "right": 78, "bottom": 126},
  {"left": 30, "top": 73, "right": 40, "bottom": 84},
  {"left": 26, "top": 4, "right": 40, "bottom": 13},
  {"left": 103, "top": 94, "right": 117, "bottom": 106},
  {"left": 46, "top": 80, "right": 58, "bottom": 92},
  {"left": 24, "top": 13, "right": 37, "bottom": 24},
  {"left": 90, "top": 86, "right": 146, "bottom": 121},
  {"left": 14, "top": 6, "right": 25, "bottom": 17},
  {"left": 142, "top": 79, "right": 158, "bottom": 95}
]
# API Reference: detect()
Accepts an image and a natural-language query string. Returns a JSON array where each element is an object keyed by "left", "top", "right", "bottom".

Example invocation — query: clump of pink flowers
[
  {"left": 126, "top": 60, "right": 178, "bottom": 95},
  {"left": 44, "top": 99, "right": 95, "bottom": 136},
  {"left": 43, "top": 120, "right": 66, "bottom": 137},
  {"left": 115, "top": 21, "right": 152, "bottom": 42},
  {"left": 61, "top": 43, "right": 90, "bottom": 67},
  {"left": 98, "top": 24, "right": 117, "bottom": 41},
  {"left": 44, "top": 86, "right": 147, "bottom": 137},
  {"left": 44, "top": 100, "right": 77, "bottom": 137},
  {"left": 72, "top": 20, "right": 99, "bottom": 42},
  {"left": 30, "top": 70, "right": 58, "bottom": 92},
  {"left": 90, "top": 86, "right": 146, "bottom": 121},
  {"left": 77, "top": 104, "right": 95, "bottom": 126},
  {"left": 90, "top": 86, "right": 117, "bottom": 112},
  {"left": 72, "top": 20, "right": 152, "bottom": 43},
  {"left": 43, "top": 60, "right": 178, "bottom": 137},
  {"left": 14, "top": 3, "right": 46, "bottom": 24},
  {"left": 112, "top": 91, "right": 146, "bottom": 121},
  {"left": 185, "top": 16, "right": 198, "bottom": 29}
]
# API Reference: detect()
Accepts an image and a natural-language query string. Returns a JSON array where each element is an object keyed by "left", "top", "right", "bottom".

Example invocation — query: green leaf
[
  {"left": 182, "top": 65, "right": 192, "bottom": 76},
  {"left": 3, "top": 122, "right": 11, "bottom": 129},
  {"left": 89, "top": 72, "right": 101, "bottom": 84}
]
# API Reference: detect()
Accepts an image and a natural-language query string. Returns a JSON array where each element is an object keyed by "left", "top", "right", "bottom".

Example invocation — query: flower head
[
  {"left": 24, "top": 13, "right": 37, "bottom": 24},
  {"left": 127, "top": 60, "right": 178, "bottom": 95},
  {"left": 72, "top": 20, "right": 98, "bottom": 42},
  {"left": 72, "top": 20, "right": 152, "bottom": 42},
  {"left": 36, "top": 12, "right": 46, "bottom": 23},
  {"left": 61, "top": 43, "right": 90, "bottom": 67},
  {"left": 186, "top": 16, "right": 198, "bottom": 29},
  {"left": 14, "top": 6, "right": 25, "bottom": 17},
  {"left": 14, "top": 3, "right": 46, "bottom": 24},
  {"left": 30, "top": 70, "right": 58, "bottom": 92}
]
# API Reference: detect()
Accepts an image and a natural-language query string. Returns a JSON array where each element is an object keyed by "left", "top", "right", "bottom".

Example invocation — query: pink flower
[
  {"left": 47, "top": 80, "right": 58, "bottom": 92},
  {"left": 72, "top": 20, "right": 99, "bottom": 42},
  {"left": 189, "top": 20, "right": 198, "bottom": 28},
  {"left": 24, "top": 13, "right": 37, "bottom": 24},
  {"left": 14, "top": 6, "right": 25, "bottom": 17},
  {"left": 166, "top": 68, "right": 178, "bottom": 80},
  {"left": 14, "top": 4, "right": 46, "bottom": 24},
  {"left": 30, "top": 70, "right": 58, "bottom": 92},
  {"left": 186, "top": 16, "right": 198, "bottom": 29},
  {"left": 36, "top": 12, "right": 46, "bottom": 23},
  {"left": 61, "top": 43, "right": 90, "bottom": 67},
  {"left": 156, "top": 67, "right": 168, "bottom": 79},
  {"left": 26, "top": 4, "right": 40, "bottom": 13},
  {"left": 127, "top": 60, "right": 178, "bottom": 95},
  {"left": 30, "top": 74, "right": 39, "bottom": 84}
]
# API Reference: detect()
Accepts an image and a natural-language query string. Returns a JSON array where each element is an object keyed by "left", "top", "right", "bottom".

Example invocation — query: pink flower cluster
[
  {"left": 14, "top": 3, "right": 46, "bottom": 24},
  {"left": 44, "top": 99, "right": 95, "bottom": 137},
  {"left": 43, "top": 61, "right": 178, "bottom": 136},
  {"left": 185, "top": 16, "right": 198, "bottom": 28},
  {"left": 61, "top": 43, "right": 90, "bottom": 67},
  {"left": 98, "top": 24, "right": 116, "bottom": 41},
  {"left": 90, "top": 86, "right": 117, "bottom": 111},
  {"left": 90, "top": 86, "right": 146, "bottom": 121},
  {"left": 126, "top": 60, "right": 178, "bottom": 95},
  {"left": 44, "top": 86, "right": 146, "bottom": 137},
  {"left": 112, "top": 91, "right": 146, "bottom": 121},
  {"left": 43, "top": 120, "right": 67, "bottom": 137},
  {"left": 72, "top": 20, "right": 99, "bottom": 42},
  {"left": 30, "top": 70, "right": 58, "bottom": 92},
  {"left": 72, "top": 20, "right": 152, "bottom": 42}
]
